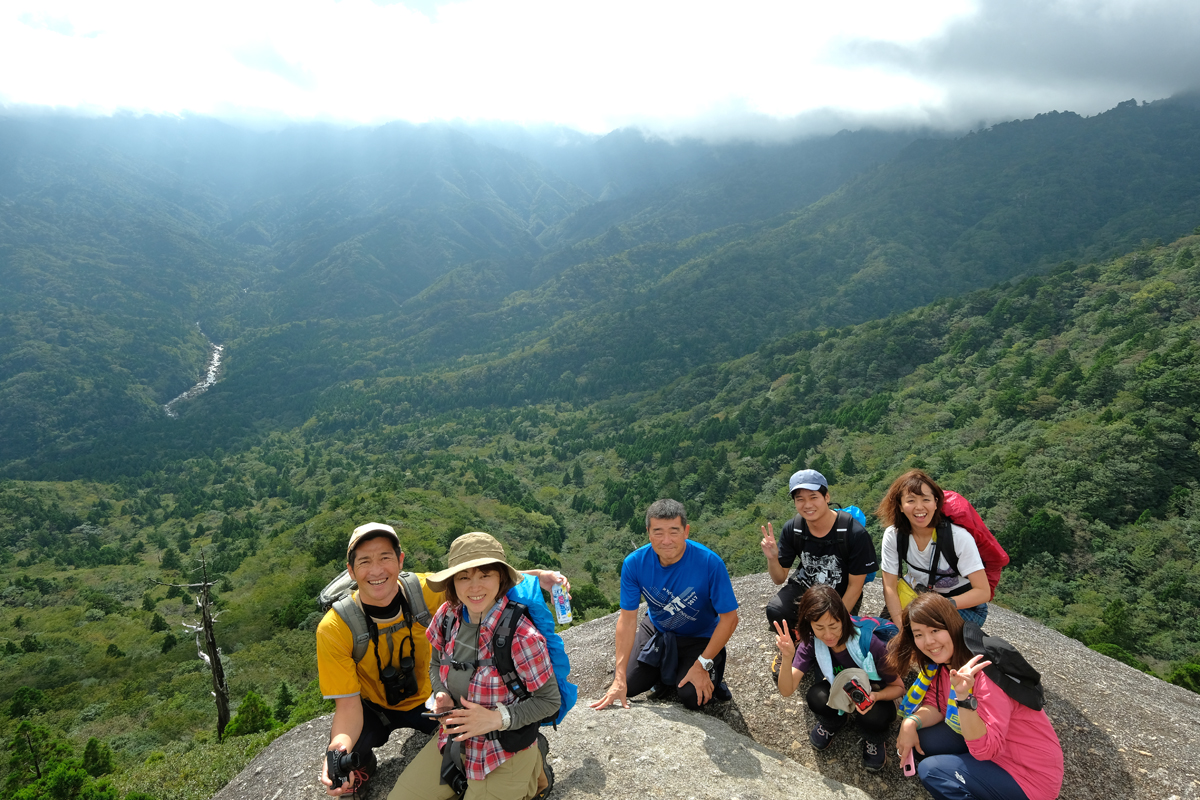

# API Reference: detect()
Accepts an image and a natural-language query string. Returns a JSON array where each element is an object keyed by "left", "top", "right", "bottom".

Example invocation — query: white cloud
[{"left": 0, "top": 0, "right": 1196, "bottom": 135}]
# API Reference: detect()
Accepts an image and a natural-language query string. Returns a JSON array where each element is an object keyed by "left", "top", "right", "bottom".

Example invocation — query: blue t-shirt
[{"left": 620, "top": 540, "right": 738, "bottom": 638}]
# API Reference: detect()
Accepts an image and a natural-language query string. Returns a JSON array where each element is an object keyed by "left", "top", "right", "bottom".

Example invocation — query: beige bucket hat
[{"left": 426, "top": 532, "right": 522, "bottom": 592}]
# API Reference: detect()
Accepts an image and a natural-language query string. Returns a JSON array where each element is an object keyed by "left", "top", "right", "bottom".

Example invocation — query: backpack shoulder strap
[
  {"left": 936, "top": 519, "right": 961, "bottom": 577},
  {"left": 332, "top": 595, "right": 372, "bottom": 665},
  {"left": 789, "top": 514, "right": 808, "bottom": 547},
  {"left": 439, "top": 608, "right": 457, "bottom": 670},
  {"left": 491, "top": 602, "right": 532, "bottom": 700},
  {"left": 398, "top": 572, "right": 432, "bottom": 628},
  {"left": 832, "top": 509, "right": 851, "bottom": 564},
  {"left": 898, "top": 522, "right": 954, "bottom": 584}
]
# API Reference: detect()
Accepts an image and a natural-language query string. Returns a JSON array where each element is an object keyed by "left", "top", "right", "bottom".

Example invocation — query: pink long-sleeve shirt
[{"left": 923, "top": 668, "right": 1064, "bottom": 800}]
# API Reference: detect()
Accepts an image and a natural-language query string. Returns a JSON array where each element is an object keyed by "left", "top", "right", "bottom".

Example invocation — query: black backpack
[
  {"left": 897, "top": 518, "right": 964, "bottom": 589},
  {"left": 963, "top": 621, "right": 1044, "bottom": 710},
  {"left": 439, "top": 602, "right": 555, "bottom": 753}
]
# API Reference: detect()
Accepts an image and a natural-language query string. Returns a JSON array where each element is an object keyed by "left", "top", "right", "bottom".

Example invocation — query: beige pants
[{"left": 387, "top": 736, "right": 540, "bottom": 800}]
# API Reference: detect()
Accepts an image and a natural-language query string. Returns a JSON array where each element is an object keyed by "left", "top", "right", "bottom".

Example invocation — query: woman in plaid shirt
[{"left": 389, "top": 533, "right": 560, "bottom": 800}]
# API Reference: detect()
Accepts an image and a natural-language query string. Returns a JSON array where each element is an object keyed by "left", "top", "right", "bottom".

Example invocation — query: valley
[{"left": 1, "top": 96, "right": 1199, "bottom": 800}]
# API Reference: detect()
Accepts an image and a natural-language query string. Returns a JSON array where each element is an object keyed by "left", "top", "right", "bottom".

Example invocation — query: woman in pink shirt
[{"left": 887, "top": 593, "right": 1063, "bottom": 800}]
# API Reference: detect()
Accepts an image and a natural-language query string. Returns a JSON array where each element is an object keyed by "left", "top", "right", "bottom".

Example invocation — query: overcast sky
[{"left": 2, "top": 0, "right": 1198, "bottom": 139}]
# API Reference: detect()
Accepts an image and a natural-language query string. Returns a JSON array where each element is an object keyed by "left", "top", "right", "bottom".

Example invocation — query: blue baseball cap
[{"left": 788, "top": 469, "right": 828, "bottom": 495}]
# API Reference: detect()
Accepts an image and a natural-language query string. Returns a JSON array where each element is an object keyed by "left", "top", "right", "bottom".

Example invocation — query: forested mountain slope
[
  {"left": 8, "top": 97, "right": 1200, "bottom": 474},
  {"left": 381, "top": 94, "right": 1200, "bottom": 409},
  {"left": 0, "top": 117, "right": 910, "bottom": 467},
  {"left": 154, "top": 94, "right": 1200, "bottom": 445},
  {"left": 2, "top": 228, "right": 1198, "bottom": 799}
]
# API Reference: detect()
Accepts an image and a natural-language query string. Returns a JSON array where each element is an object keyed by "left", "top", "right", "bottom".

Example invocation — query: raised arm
[
  {"left": 761, "top": 523, "right": 790, "bottom": 585},
  {"left": 772, "top": 620, "right": 805, "bottom": 697}
]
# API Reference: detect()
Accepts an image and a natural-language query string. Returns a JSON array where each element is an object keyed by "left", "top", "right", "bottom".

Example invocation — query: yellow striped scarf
[{"left": 897, "top": 663, "right": 961, "bottom": 735}]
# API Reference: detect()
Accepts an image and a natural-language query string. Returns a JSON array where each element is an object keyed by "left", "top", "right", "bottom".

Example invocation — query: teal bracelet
[{"left": 904, "top": 713, "right": 923, "bottom": 730}]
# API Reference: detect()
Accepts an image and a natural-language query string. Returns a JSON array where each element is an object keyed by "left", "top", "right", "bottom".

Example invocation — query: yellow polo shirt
[{"left": 316, "top": 574, "right": 444, "bottom": 712}]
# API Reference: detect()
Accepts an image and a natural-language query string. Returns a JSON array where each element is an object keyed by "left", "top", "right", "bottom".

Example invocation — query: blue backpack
[
  {"left": 851, "top": 613, "right": 899, "bottom": 645},
  {"left": 506, "top": 574, "right": 577, "bottom": 726}
]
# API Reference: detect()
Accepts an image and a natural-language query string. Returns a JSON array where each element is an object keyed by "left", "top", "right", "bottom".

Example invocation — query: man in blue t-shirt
[{"left": 590, "top": 499, "right": 740, "bottom": 711}]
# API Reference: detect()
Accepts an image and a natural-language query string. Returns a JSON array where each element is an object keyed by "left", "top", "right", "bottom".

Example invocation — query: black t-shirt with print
[{"left": 777, "top": 512, "right": 878, "bottom": 597}]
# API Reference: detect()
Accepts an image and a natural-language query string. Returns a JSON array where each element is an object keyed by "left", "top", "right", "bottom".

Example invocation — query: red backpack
[{"left": 941, "top": 490, "right": 1009, "bottom": 600}]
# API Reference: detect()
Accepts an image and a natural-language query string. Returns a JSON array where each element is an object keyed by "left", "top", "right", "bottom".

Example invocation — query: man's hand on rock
[{"left": 589, "top": 681, "right": 630, "bottom": 710}]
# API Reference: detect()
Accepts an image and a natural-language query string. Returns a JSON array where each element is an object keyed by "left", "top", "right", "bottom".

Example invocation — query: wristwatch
[
  {"left": 697, "top": 655, "right": 715, "bottom": 675},
  {"left": 959, "top": 694, "right": 978, "bottom": 711}
]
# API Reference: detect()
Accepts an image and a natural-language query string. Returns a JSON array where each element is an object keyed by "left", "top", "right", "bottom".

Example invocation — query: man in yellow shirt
[
  {"left": 317, "top": 523, "right": 442, "bottom": 795},
  {"left": 317, "top": 522, "right": 569, "bottom": 795}
]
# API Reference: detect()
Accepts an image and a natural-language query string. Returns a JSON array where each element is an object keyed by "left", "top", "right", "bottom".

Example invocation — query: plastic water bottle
[{"left": 550, "top": 576, "right": 572, "bottom": 624}]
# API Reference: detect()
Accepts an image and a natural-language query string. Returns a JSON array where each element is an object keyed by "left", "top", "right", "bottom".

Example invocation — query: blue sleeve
[
  {"left": 708, "top": 551, "right": 739, "bottom": 615},
  {"left": 619, "top": 551, "right": 644, "bottom": 611}
]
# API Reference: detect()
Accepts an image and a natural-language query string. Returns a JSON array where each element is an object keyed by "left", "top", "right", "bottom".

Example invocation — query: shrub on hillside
[
  {"left": 224, "top": 690, "right": 274, "bottom": 737},
  {"left": 1088, "top": 643, "right": 1152, "bottom": 673}
]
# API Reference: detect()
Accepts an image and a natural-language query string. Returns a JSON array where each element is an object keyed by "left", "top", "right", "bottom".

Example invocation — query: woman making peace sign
[{"left": 886, "top": 593, "right": 1063, "bottom": 800}]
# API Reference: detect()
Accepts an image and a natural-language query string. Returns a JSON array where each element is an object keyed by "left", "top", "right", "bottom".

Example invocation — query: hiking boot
[
  {"left": 809, "top": 720, "right": 842, "bottom": 751},
  {"left": 711, "top": 681, "right": 732, "bottom": 702},
  {"left": 863, "top": 739, "right": 885, "bottom": 772},
  {"left": 647, "top": 683, "right": 675, "bottom": 701},
  {"left": 533, "top": 733, "right": 554, "bottom": 799},
  {"left": 359, "top": 750, "right": 377, "bottom": 780},
  {"left": 347, "top": 749, "right": 376, "bottom": 795}
]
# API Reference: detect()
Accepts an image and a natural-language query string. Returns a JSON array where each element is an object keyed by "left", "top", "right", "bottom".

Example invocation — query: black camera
[
  {"left": 441, "top": 757, "right": 468, "bottom": 796},
  {"left": 381, "top": 656, "right": 418, "bottom": 705},
  {"left": 326, "top": 749, "right": 361, "bottom": 790}
]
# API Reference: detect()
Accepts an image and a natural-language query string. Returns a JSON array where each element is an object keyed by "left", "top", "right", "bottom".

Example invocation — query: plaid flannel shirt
[{"left": 427, "top": 596, "right": 552, "bottom": 780}]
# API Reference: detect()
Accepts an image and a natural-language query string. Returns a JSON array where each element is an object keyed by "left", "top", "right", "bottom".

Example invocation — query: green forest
[{"left": 2, "top": 98, "right": 1200, "bottom": 800}]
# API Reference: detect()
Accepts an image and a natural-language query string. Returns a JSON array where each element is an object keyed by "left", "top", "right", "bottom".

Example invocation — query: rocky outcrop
[{"left": 215, "top": 575, "right": 1200, "bottom": 800}]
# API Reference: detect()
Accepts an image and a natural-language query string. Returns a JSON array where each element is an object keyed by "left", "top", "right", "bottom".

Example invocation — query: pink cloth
[{"left": 923, "top": 668, "right": 1064, "bottom": 800}]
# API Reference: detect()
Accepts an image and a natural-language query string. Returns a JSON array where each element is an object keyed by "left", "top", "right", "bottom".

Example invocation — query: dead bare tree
[{"left": 153, "top": 548, "right": 230, "bottom": 740}]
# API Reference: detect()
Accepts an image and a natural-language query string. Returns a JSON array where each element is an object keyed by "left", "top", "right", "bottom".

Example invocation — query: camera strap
[
  {"left": 367, "top": 602, "right": 417, "bottom": 693},
  {"left": 369, "top": 621, "right": 415, "bottom": 668}
]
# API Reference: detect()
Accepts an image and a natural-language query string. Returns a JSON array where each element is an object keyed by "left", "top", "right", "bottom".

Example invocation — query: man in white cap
[{"left": 761, "top": 469, "right": 877, "bottom": 631}]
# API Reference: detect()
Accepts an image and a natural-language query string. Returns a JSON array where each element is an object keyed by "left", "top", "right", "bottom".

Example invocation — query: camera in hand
[
  {"left": 326, "top": 749, "right": 361, "bottom": 790},
  {"left": 381, "top": 655, "right": 418, "bottom": 705},
  {"left": 842, "top": 677, "right": 874, "bottom": 712}
]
